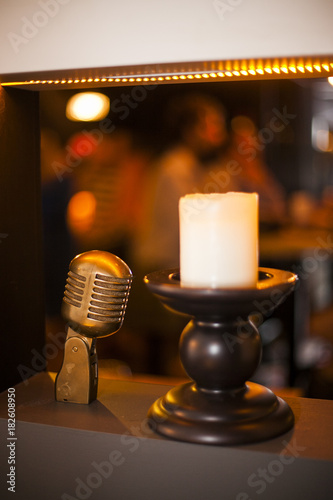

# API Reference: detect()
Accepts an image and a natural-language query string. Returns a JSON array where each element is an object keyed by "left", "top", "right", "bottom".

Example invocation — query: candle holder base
[
  {"left": 144, "top": 268, "right": 298, "bottom": 445},
  {"left": 148, "top": 381, "right": 293, "bottom": 445}
]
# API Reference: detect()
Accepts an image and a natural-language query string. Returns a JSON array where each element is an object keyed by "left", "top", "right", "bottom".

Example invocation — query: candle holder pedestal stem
[{"left": 144, "top": 268, "right": 297, "bottom": 445}]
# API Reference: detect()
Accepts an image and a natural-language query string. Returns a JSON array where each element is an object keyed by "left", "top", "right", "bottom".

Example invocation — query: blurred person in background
[
  {"left": 67, "top": 129, "right": 148, "bottom": 262},
  {"left": 208, "top": 115, "right": 287, "bottom": 227},
  {"left": 65, "top": 128, "right": 153, "bottom": 374},
  {"left": 133, "top": 92, "right": 229, "bottom": 272}
]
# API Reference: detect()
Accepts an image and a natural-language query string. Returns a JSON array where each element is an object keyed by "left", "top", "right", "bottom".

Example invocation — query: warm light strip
[{"left": 2, "top": 61, "right": 333, "bottom": 87}]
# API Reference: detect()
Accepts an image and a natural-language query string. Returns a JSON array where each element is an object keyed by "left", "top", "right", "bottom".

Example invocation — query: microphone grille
[
  {"left": 88, "top": 272, "right": 131, "bottom": 323},
  {"left": 61, "top": 250, "right": 133, "bottom": 337},
  {"left": 63, "top": 270, "right": 86, "bottom": 309}
]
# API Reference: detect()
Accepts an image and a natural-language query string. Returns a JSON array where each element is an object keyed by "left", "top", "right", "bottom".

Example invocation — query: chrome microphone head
[
  {"left": 55, "top": 250, "right": 133, "bottom": 404},
  {"left": 61, "top": 250, "right": 133, "bottom": 338}
]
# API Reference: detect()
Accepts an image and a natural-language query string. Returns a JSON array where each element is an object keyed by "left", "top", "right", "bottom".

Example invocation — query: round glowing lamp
[{"left": 66, "top": 92, "right": 110, "bottom": 121}]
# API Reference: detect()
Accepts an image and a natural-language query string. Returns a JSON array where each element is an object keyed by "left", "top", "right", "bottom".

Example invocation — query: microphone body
[{"left": 55, "top": 251, "right": 132, "bottom": 404}]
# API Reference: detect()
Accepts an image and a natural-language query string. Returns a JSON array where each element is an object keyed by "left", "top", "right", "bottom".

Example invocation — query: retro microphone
[{"left": 55, "top": 250, "right": 133, "bottom": 404}]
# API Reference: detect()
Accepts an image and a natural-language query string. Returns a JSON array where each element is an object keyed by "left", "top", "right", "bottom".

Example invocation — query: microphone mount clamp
[{"left": 55, "top": 327, "right": 97, "bottom": 404}]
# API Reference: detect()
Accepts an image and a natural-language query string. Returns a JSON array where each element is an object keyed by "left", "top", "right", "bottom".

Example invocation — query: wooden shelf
[{"left": 1, "top": 372, "right": 332, "bottom": 500}]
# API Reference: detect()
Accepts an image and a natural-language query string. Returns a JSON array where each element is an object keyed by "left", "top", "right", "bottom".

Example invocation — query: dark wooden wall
[{"left": 0, "top": 87, "right": 45, "bottom": 392}]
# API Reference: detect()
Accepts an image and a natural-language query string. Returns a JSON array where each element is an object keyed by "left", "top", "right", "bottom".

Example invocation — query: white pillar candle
[{"left": 179, "top": 192, "right": 258, "bottom": 288}]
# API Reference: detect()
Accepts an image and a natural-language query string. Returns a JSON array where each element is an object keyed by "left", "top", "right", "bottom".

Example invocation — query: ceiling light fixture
[{"left": 65, "top": 92, "right": 110, "bottom": 122}]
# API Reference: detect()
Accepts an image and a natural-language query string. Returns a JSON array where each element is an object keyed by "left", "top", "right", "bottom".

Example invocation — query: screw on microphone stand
[{"left": 55, "top": 250, "right": 133, "bottom": 404}]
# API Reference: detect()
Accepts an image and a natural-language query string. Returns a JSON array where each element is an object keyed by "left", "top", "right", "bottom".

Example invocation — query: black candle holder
[{"left": 144, "top": 267, "right": 298, "bottom": 445}]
